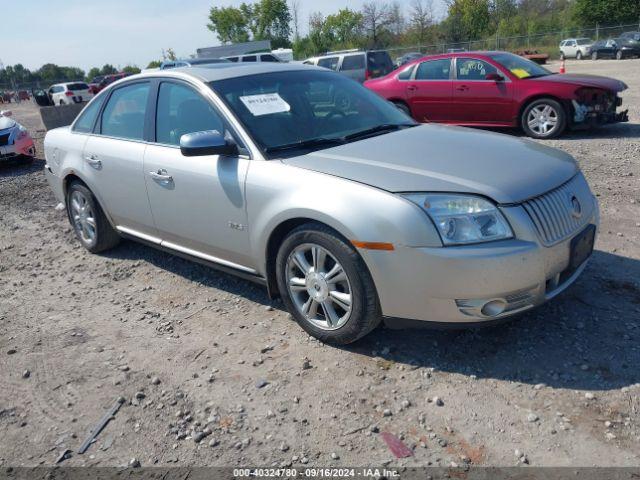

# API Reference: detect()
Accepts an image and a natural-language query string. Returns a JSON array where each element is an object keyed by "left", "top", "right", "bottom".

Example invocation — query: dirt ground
[{"left": 1, "top": 58, "right": 639, "bottom": 469}]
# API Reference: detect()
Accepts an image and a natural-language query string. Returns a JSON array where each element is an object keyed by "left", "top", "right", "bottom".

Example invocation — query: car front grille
[
  {"left": 521, "top": 174, "right": 594, "bottom": 246},
  {"left": 0, "top": 133, "right": 10, "bottom": 146}
]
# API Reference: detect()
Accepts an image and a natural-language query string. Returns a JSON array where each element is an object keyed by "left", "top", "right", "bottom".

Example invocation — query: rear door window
[
  {"left": 100, "top": 82, "right": 150, "bottom": 140},
  {"left": 340, "top": 54, "right": 365, "bottom": 71},
  {"left": 317, "top": 57, "right": 339, "bottom": 70},
  {"left": 242, "top": 56, "right": 257, "bottom": 62},
  {"left": 73, "top": 95, "right": 106, "bottom": 133},
  {"left": 260, "top": 54, "right": 279, "bottom": 62},
  {"left": 415, "top": 59, "right": 451, "bottom": 80}
]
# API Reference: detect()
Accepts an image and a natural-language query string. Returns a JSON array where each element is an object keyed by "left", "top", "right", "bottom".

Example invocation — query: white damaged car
[{"left": 0, "top": 110, "right": 36, "bottom": 164}]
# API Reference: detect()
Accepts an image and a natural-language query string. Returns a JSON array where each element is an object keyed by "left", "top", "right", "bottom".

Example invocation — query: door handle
[
  {"left": 149, "top": 169, "right": 173, "bottom": 183},
  {"left": 83, "top": 154, "right": 102, "bottom": 168},
  {"left": 407, "top": 85, "right": 418, "bottom": 91},
  {"left": 456, "top": 85, "right": 469, "bottom": 91}
]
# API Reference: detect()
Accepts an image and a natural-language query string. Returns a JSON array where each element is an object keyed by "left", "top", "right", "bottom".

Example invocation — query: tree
[
  {"left": 289, "top": 0, "right": 301, "bottom": 40},
  {"left": 324, "top": 9, "right": 365, "bottom": 47},
  {"left": 100, "top": 64, "right": 118, "bottom": 75},
  {"left": 389, "top": 1, "right": 405, "bottom": 38},
  {"left": 122, "top": 65, "right": 141, "bottom": 75},
  {"left": 573, "top": 0, "right": 640, "bottom": 26},
  {"left": 252, "top": 0, "right": 292, "bottom": 47},
  {"left": 207, "top": 5, "right": 250, "bottom": 43},
  {"left": 146, "top": 60, "right": 162, "bottom": 69},
  {"left": 86, "top": 67, "right": 102, "bottom": 81},
  {"left": 443, "top": 0, "right": 491, "bottom": 42},
  {"left": 361, "top": 1, "right": 392, "bottom": 47},
  {"left": 162, "top": 48, "right": 177, "bottom": 61},
  {"left": 409, "top": 0, "right": 434, "bottom": 44}
]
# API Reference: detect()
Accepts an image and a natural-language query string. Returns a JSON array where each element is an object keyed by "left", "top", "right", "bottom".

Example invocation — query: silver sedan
[{"left": 44, "top": 63, "right": 599, "bottom": 344}]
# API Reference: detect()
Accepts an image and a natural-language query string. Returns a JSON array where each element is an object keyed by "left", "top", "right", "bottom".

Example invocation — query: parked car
[
  {"left": 88, "top": 76, "right": 106, "bottom": 95},
  {"left": 364, "top": 51, "right": 628, "bottom": 139},
  {"left": 395, "top": 52, "right": 423, "bottom": 68},
  {"left": 614, "top": 31, "right": 640, "bottom": 59},
  {"left": 93, "top": 72, "right": 131, "bottom": 94},
  {"left": 0, "top": 110, "right": 36, "bottom": 164},
  {"left": 48, "top": 82, "right": 93, "bottom": 105},
  {"left": 44, "top": 63, "right": 599, "bottom": 344},
  {"left": 17, "top": 90, "right": 30, "bottom": 101},
  {"left": 303, "top": 50, "right": 394, "bottom": 82},
  {"left": 160, "top": 58, "right": 231, "bottom": 70},
  {"left": 222, "top": 53, "right": 282, "bottom": 63},
  {"left": 559, "top": 38, "right": 593, "bottom": 60},
  {"left": 590, "top": 39, "right": 618, "bottom": 60}
]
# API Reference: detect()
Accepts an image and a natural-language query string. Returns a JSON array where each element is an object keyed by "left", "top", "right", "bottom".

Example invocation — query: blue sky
[{"left": 4, "top": 0, "right": 446, "bottom": 72}]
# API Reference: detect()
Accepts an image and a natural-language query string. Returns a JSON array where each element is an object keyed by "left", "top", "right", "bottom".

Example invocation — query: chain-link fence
[{"left": 385, "top": 22, "right": 640, "bottom": 63}]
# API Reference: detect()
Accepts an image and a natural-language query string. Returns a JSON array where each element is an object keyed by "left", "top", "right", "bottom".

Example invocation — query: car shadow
[
  {"left": 495, "top": 122, "right": 640, "bottom": 140},
  {"left": 104, "top": 237, "right": 639, "bottom": 392},
  {"left": 102, "top": 238, "right": 272, "bottom": 306},
  {"left": 0, "top": 158, "right": 45, "bottom": 178},
  {"left": 339, "top": 249, "right": 640, "bottom": 392}
]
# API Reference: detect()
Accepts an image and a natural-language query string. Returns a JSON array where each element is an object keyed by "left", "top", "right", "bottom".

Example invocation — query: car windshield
[
  {"left": 209, "top": 70, "right": 415, "bottom": 157},
  {"left": 576, "top": 38, "right": 591, "bottom": 45},
  {"left": 487, "top": 52, "right": 552, "bottom": 79}
]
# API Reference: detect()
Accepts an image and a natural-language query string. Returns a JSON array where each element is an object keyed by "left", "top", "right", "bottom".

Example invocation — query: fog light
[{"left": 480, "top": 299, "right": 507, "bottom": 317}]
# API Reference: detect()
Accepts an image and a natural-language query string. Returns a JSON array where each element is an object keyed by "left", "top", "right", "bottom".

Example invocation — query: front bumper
[
  {"left": 0, "top": 135, "right": 36, "bottom": 162},
  {"left": 362, "top": 194, "right": 599, "bottom": 324}
]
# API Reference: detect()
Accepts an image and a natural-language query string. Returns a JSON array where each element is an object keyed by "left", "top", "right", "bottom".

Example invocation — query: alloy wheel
[
  {"left": 286, "top": 243, "right": 352, "bottom": 330},
  {"left": 526, "top": 104, "right": 559, "bottom": 137},
  {"left": 70, "top": 190, "right": 97, "bottom": 245}
]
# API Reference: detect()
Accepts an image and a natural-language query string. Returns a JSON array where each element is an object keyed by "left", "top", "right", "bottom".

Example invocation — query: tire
[
  {"left": 576, "top": 51, "right": 582, "bottom": 60},
  {"left": 18, "top": 155, "right": 34, "bottom": 166},
  {"left": 591, "top": 51, "right": 598, "bottom": 60},
  {"left": 559, "top": 52, "right": 565, "bottom": 61},
  {"left": 66, "top": 181, "right": 120, "bottom": 253},
  {"left": 616, "top": 50, "right": 623, "bottom": 60},
  {"left": 521, "top": 98, "right": 566, "bottom": 139},
  {"left": 393, "top": 101, "right": 412, "bottom": 117},
  {"left": 275, "top": 222, "right": 381, "bottom": 344},
  {"left": 59, "top": 100, "right": 65, "bottom": 106}
]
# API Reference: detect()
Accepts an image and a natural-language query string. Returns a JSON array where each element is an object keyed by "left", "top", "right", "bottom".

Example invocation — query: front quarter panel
[{"left": 245, "top": 161, "right": 442, "bottom": 275}]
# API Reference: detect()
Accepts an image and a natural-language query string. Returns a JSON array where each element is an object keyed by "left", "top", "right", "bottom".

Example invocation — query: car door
[
  {"left": 143, "top": 80, "right": 252, "bottom": 267},
  {"left": 566, "top": 40, "right": 577, "bottom": 57},
  {"left": 450, "top": 57, "right": 514, "bottom": 125},
  {"left": 339, "top": 54, "right": 366, "bottom": 82},
  {"left": 81, "top": 81, "right": 158, "bottom": 238},
  {"left": 404, "top": 58, "right": 453, "bottom": 122}
]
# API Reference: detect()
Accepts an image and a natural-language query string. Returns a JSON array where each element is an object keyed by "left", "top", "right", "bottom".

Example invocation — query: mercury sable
[{"left": 44, "top": 63, "right": 599, "bottom": 344}]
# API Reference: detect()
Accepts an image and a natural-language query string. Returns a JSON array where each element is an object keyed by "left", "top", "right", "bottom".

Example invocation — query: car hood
[
  {"left": 282, "top": 124, "right": 578, "bottom": 204},
  {"left": 534, "top": 73, "right": 627, "bottom": 92},
  {"left": 0, "top": 116, "right": 16, "bottom": 130}
]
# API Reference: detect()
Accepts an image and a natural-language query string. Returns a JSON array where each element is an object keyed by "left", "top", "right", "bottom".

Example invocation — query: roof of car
[{"left": 135, "top": 62, "right": 321, "bottom": 83}]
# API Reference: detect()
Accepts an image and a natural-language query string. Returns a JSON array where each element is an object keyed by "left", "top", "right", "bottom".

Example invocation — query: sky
[{"left": 3, "top": 0, "right": 446, "bottom": 73}]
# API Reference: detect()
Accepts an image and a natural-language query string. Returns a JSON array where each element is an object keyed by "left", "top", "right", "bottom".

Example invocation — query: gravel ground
[{"left": 0, "top": 59, "right": 639, "bottom": 469}]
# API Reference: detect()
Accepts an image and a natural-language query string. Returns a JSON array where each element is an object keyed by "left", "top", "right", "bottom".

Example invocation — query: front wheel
[
  {"left": 66, "top": 182, "right": 120, "bottom": 253},
  {"left": 616, "top": 50, "right": 623, "bottom": 60},
  {"left": 521, "top": 98, "right": 566, "bottom": 139},
  {"left": 276, "top": 223, "right": 381, "bottom": 344},
  {"left": 393, "top": 101, "right": 412, "bottom": 117}
]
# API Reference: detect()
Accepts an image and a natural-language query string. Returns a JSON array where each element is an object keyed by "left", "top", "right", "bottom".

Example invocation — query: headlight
[{"left": 404, "top": 194, "right": 513, "bottom": 245}]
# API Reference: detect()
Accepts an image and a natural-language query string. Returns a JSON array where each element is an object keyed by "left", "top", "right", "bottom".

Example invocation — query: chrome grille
[{"left": 522, "top": 174, "right": 593, "bottom": 246}]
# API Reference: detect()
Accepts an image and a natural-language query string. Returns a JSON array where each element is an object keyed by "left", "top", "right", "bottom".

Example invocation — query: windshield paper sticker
[{"left": 240, "top": 93, "right": 290, "bottom": 116}]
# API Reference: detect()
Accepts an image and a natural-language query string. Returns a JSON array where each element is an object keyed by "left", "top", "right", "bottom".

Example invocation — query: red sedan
[{"left": 364, "top": 51, "right": 629, "bottom": 138}]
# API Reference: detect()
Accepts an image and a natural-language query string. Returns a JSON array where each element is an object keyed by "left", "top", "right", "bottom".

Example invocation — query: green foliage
[
  {"left": 573, "top": 0, "right": 640, "bottom": 27},
  {"left": 122, "top": 65, "right": 141, "bottom": 75},
  {"left": 146, "top": 60, "right": 162, "bottom": 69},
  {"left": 100, "top": 64, "right": 118, "bottom": 75},
  {"left": 208, "top": 5, "right": 250, "bottom": 43},
  {"left": 86, "top": 67, "right": 102, "bottom": 81}
]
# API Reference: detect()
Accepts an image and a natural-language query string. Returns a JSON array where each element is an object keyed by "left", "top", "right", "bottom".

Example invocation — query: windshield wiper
[
  {"left": 264, "top": 137, "right": 346, "bottom": 154},
  {"left": 341, "top": 123, "right": 416, "bottom": 142}
]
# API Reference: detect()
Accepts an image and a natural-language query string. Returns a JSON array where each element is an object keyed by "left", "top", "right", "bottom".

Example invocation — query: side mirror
[
  {"left": 180, "top": 130, "right": 239, "bottom": 157},
  {"left": 485, "top": 73, "right": 504, "bottom": 82},
  {"left": 0, "top": 110, "right": 12, "bottom": 117}
]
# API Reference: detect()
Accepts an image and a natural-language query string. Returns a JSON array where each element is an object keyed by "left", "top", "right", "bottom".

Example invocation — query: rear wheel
[
  {"left": 521, "top": 98, "right": 566, "bottom": 139},
  {"left": 559, "top": 52, "right": 565, "bottom": 61},
  {"left": 576, "top": 51, "right": 583, "bottom": 60},
  {"left": 276, "top": 223, "right": 381, "bottom": 344},
  {"left": 66, "top": 182, "right": 120, "bottom": 253},
  {"left": 616, "top": 50, "right": 624, "bottom": 60},
  {"left": 393, "top": 101, "right": 411, "bottom": 117},
  {"left": 591, "top": 51, "right": 598, "bottom": 60}
]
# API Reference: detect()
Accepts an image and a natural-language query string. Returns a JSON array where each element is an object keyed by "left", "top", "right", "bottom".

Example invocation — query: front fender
[{"left": 245, "top": 161, "right": 442, "bottom": 276}]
